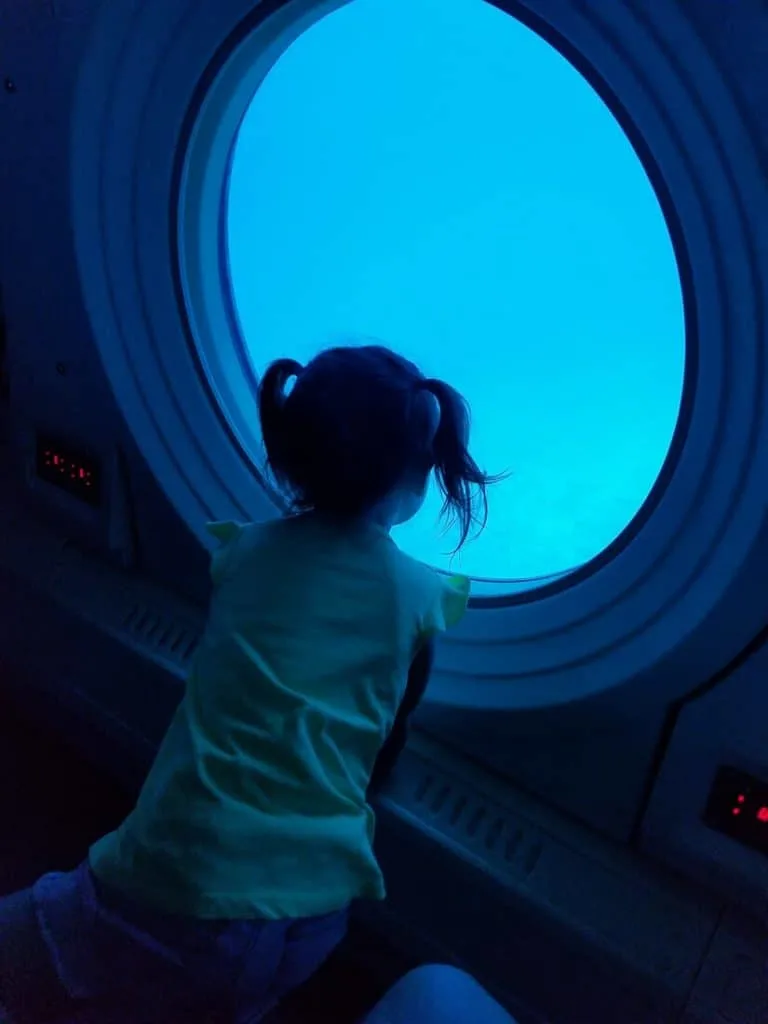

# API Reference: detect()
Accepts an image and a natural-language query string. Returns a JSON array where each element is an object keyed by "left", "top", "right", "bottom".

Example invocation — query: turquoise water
[{"left": 227, "top": 0, "right": 685, "bottom": 586}]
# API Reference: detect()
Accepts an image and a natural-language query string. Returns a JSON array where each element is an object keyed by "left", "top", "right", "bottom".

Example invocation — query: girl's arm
[{"left": 367, "top": 638, "right": 435, "bottom": 797}]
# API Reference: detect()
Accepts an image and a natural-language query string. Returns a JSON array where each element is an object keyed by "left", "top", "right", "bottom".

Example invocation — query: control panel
[
  {"left": 35, "top": 434, "right": 102, "bottom": 507},
  {"left": 703, "top": 765, "right": 768, "bottom": 856}
]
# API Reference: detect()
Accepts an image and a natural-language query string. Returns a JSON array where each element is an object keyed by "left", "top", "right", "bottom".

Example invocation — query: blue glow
[{"left": 227, "top": 0, "right": 685, "bottom": 585}]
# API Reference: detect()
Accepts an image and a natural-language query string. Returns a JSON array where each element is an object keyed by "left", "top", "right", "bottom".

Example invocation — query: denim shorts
[{"left": 0, "top": 860, "right": 348, "bottom": 1023}]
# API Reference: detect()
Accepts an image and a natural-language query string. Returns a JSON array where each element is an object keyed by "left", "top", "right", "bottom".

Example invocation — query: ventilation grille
[
  {"left": 405, "top": 764, "right": 544, "bottom": 881},
  {"left": 7, "top": 522, "right": 208, "bottom": 673},
  {"left": 120, "top": 603, "right": 200, "bottom": 666},
  {"left": 381, "top": 743, "right": 722, "bottom": 1015}
]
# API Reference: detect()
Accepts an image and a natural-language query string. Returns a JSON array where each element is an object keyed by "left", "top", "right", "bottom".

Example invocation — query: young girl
[{"left": 0, "top": 344, "right": 497, "bottom": 1023}]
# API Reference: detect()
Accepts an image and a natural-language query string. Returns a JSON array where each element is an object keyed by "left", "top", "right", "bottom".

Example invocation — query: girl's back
[{"left": 89, "top": 512, "right": 468, "bottom": 921}]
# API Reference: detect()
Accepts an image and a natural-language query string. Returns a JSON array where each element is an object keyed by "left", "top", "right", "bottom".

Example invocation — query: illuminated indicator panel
[
  {"left": 703, "top": 765, "right": 768, "bottom": 855},
  {"left": 35, "top": 435, "right": 101, "bottom": 507}
]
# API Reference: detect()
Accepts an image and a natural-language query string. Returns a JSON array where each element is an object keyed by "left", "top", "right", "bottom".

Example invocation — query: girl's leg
[
  {"left": 0, "top": 866, "right": 229, "bottom": 1024},
  {"left": 0, "top": 885, "right": 69, "bottom": 1023},
  {"left": 234, "top": 907, "right": 349, "bottom": 1023},
  {"left": 1, "top": 866, "right": 348, "bottom": 1024}
]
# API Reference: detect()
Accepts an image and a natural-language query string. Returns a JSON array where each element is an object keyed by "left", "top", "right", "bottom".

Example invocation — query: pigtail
[
  {"left": 258, "top": 358, "right": 303, "bottom": 484},
  {"left": 421, "top": 378, "right": 506, "bottom": 551}
]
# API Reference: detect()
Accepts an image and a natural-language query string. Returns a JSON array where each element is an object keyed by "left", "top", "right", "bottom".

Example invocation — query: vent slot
[
  {"left": 523, "top": 841, "right": 543, "bottom": 875},
  {"left": 415, "top": 774, "right": 434, "bottom": 803},
  {"left": 504, "top": 828, "right": 524, "bottom": 862},
  {"left": 467, "top": 805, "right": 487, "bottom": 838},
  {"left": 449, "top": 794, "right": 468, "bottom": 826},
  {"left": 485, "top": 816, "right": 505, "bottom": 852},
  {"left": 430, "top": 784, "right": 451, "bottom": 814}
]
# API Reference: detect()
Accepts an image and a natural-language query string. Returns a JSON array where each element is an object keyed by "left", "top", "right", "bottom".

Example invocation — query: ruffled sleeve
[
  {"left": 205, "top": 521, "right": 246, "bottom": 585},
  {"left": 421, "top": 572, "right": 471, "bottom": 637}
]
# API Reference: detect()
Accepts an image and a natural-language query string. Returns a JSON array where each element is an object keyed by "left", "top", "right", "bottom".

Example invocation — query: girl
[{"left": 0, "top": 344, "right": 498, "bottom": 1023}]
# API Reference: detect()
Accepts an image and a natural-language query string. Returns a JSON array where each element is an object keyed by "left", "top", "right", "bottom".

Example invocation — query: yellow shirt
[{"left": 89, "top": 514, "right": 470, "bottom": 920}]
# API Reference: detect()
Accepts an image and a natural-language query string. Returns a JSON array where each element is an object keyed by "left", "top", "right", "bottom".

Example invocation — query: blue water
[{"left": 226, "top": 0, "right": 684, "bottom": 587}]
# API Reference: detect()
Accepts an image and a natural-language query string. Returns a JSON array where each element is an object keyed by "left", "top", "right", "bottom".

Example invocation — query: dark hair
[{"left": 258, "top": 344, "right": 504, "bottom": 550}]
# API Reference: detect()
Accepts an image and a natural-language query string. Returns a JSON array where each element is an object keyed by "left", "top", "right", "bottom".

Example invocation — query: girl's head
[{"left": 258, "top": 344, "right": 499, "bottom": 549}]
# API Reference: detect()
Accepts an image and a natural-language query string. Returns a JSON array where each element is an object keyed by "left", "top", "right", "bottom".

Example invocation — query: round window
[{"left": 225, "top": 0, "right": 685, "bottom": 587}]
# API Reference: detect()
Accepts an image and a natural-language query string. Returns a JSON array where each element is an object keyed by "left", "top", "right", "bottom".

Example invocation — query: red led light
[
  {"left": 757, "top": 807, "right": 768, "bottom": 823},
  {"left": 738, "top": 794, "right": 745, "bottom": 803},
  {"left": 732, "top": 808, "right": 741, "bottom": 816},
  {"left": 36, "top": 437, "right": 100, "bottom": 507}
]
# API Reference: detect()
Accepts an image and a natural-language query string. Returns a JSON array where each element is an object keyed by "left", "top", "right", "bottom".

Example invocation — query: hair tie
[{"left": 279, "top": 359, "right": 304, "bottom": 403}]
